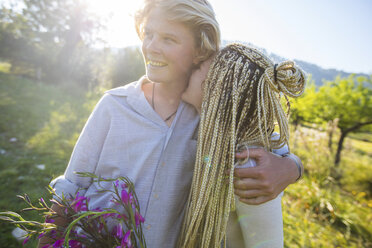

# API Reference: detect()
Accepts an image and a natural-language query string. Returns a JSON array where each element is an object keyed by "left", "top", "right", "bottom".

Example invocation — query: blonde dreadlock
[{"left": 178, "top": 43, "right": 306, "bottom": 247}]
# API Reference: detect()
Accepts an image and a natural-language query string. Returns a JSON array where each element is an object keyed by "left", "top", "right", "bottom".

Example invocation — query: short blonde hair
[{"left": 135, "top": 0, "right": 220, "bottom": 61}]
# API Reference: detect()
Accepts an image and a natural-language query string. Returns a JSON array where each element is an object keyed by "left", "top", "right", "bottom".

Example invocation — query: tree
[
  {"left": 307, "top": 75, "right": 372, "bottom": 166},
  {"left": 111, "top": 47, "right": 145, "bottom": 87},
  {"left": 0, "top": 0, "right": 102, "bottom": 84},
  {"left": 289, "top": 77, "right": 317, "bottom": 129}
]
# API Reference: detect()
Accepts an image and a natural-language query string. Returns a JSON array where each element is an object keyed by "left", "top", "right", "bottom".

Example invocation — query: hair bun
[{"left": 264, "top": 61, "right": 306, "bottom": 98}]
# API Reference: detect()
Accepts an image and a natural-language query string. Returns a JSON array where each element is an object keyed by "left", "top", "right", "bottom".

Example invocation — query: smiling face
[{"left": 141, "top": 8, "right": 199, "bottom": 88}]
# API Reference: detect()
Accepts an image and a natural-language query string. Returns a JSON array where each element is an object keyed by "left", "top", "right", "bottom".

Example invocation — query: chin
[
  {"left": 147, "top": 71, "right": 168, "bottom": 84},
  {"left": 146, "top": 73, "right": 162, "bottom": 83}
]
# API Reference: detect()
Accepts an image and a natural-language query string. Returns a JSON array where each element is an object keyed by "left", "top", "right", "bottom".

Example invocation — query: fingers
[
  {"left": 233, "top": 179, "right": 273, "bottom": 205},
  {"left": 233, "top": 178, "right": 261, "bottom": 190},
  {"left": 233, "top": 177, "right": 277, "bottom": 201},
  {"left": 230, "top": 167, "right": 263, "bottom": 179},
  {"left": 235, "top": 147, "right": 266, "bottom": 159},
  {"left": 238, "top": 196, "right": 273, "bottom": 205},
  {"left": 234, "top": 188, "right": 263, "bottom": 199}
]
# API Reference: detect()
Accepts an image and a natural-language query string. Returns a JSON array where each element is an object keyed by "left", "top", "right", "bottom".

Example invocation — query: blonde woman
[
  {"left": 40, "top": 1, "right": 303, "bottom": 247},
  {"left": 180, "top": 43, "right": 305, "bottom": 247}
]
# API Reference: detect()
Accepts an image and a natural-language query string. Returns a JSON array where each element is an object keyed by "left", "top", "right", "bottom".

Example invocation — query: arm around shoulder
[{"left": 233, "top": 148, "right": 303, "bottom": 205}]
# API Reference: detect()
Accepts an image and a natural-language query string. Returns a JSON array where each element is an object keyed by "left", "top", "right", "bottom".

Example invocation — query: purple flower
[
  {"left": 121, "top": 182, "right": 128, "bottom": 190},
  {"left": 38, "top": 232, "right": 46, "bottom": 239},
  {"left": 49, "top": 230, "right": 57, "bottom": 239},
  {"left": 40, "top": 197, "right": 48, "bottom": 208},
  {"left": 121, "top": 189, "right": 130, "bottom": 205},
  {"left": 41, "top": 245, "right": 51, "bottom": 248},
  {"left": 45, "top": 218, "right": 55, "bottom": 223},
  {"left": 123, "top": 230, "right": 131, "bottom": 242},
  {"left": 114, "top": 224, "right": 124, "bottom": 239},
  {"left": 98, "top": 222, "right": 104, "bottom": 233},
  {"left": 22, "top": 236, "right": 29, "bottom": 245},
  {"left": 69, "top": 240, "right": 83, "bottom": 248},
  {"left": 117, "top": 213, "right": 128, "bottom": 220},
  {"left": 102, "top": 212, "right": 116, "bottom": 219},
  {"left": 120, "top": 230, "right": 132, "bottom": 248},
  {"left": 77, "top": 234, "right": 87, "bottom": 239},
  {"left": 92, "top": 207, "right": 102, "bottom": 211},
  {"left": 129, "top": 194, "right": 135, "bottom": 205},
  {"left": 52, "top": 239, "right": 64, "bottom": 248},
  {"left": 71, "top": 192, "right": 88, "bottom": 212},
  {"left": 135, "top": 211, "right": 145, "bottom": 227},
  {"left": 110, "top": 198, "right": 120, "bottom": 206}
]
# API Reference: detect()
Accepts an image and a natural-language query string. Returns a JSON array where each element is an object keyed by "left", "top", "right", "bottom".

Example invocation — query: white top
[{"left": 51, "top": 79, "right": 200, "bottom": 248}]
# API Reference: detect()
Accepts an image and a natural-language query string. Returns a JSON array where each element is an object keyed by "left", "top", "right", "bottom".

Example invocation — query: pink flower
[
  {"left": 38, "top": 232, "right": 46, "bottom": 239},
  {"left": 49, "top": 230, "right": 57, "bottom": 239},
  {"left": 45, "top": 218, "right": 55, "bottom": 223},
  {"left": 123, "top": 229, "right": 131, "bottom": 242},
  {"left": 120, "top": 230, "right": 133, "bottom": 248},
  {"left": 121, "top": 182, "right": 128, "bottom": 190},
  {"left": 121, "top": 189, "right": 130, "bottom": 205},
  {"left": 98, "top": 222, "right": 104, "bottom": 233},
  {"left": 110, "top": 198, "right": 120, "bottom": 205},
  {"left": 71, "top": 192, "right": 88, "bottom": 212},
  {"left": 116, "top": 213, "right": 128, "bottom": 220},
  {"left": 114, "top": 224, "right": 124, "bottom": 239},
  {"left": 52, "top": 239, "right": 64, "bottom": 248},
  {"left": 22, "top": 236, "right": 29, "bottom": 245},
  {"left": 135, "top": 211, "right": 145, "bottom": 227},
  {"left": 69, "top": 240, "right": 83, "bottom": 248},
  {"left": 102, "top": 212, "right": 116, "bottom": 219}
]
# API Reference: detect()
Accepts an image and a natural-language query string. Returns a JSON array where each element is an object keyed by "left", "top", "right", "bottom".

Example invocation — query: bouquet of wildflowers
[{"left": 0, "top": 172, "right": 146, "bottom": 248}]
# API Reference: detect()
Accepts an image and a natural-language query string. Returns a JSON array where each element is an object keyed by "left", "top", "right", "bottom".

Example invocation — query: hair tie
[{"left": 274, "top": 63, "right": 278, "bottom": 83}]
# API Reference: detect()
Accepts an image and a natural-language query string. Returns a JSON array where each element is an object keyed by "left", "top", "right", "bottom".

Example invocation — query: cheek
[
  {"left": 190, "top": 79, "right": 202, "bottom": 95},
  {"left": 185, "top": 81, "right": 203, "bottom": 105},
  {"left": 141, "top": 40, "right": 148, "bottom": 55},
  {"left": 174, "top": 47, "right": 196, "bottom": 71}
]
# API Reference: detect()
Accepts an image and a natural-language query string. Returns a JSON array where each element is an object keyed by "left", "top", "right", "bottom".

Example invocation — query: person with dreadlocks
[
  {"left": 180, "top": 43, "right": 306, "bottom": 247},
  {"left": 39, "top": 0, "right": 304, "bottom": 247}
]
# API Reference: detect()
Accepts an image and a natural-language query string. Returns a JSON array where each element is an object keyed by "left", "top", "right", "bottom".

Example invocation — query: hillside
[{"left": 221, "top": 40, "right": 369, "bottom": 86}]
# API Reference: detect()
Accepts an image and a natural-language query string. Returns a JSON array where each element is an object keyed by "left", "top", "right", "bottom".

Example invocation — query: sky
[
  {"left": 5, "top": 0, "right": 369, "bottom": 74},
  {"left": 87, "top": 0, "right": 372, "bottom": 74}
]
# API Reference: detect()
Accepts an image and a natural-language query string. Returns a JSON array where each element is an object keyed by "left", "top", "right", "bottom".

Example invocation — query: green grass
[
  {"left": 0, "top": 73, "right": 97, "bottom": 247},
  {"left": 283, "top": 127, "right": 372, "bottom": 247},
  {"left": 0, "top": 62, "right": 11, "bottom": 74},
  {"left": 0, "top": 73, "right": 371, "bottom": 247}
]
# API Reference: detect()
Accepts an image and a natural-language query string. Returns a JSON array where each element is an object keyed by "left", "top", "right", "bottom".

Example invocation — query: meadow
[{"left": 0, "top": 73, "right": 371, "bottom": 247}]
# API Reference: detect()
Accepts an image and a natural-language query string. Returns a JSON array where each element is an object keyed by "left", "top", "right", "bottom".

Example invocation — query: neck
[
  {"left": 146, "top": 77, "right": 188, "bottom": 107},
  {"left": 142, "top": 77, "right": 188, "bottom": 125},
  {"left": 156, "top": 85, "right": 184, "bottom": 106}
]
